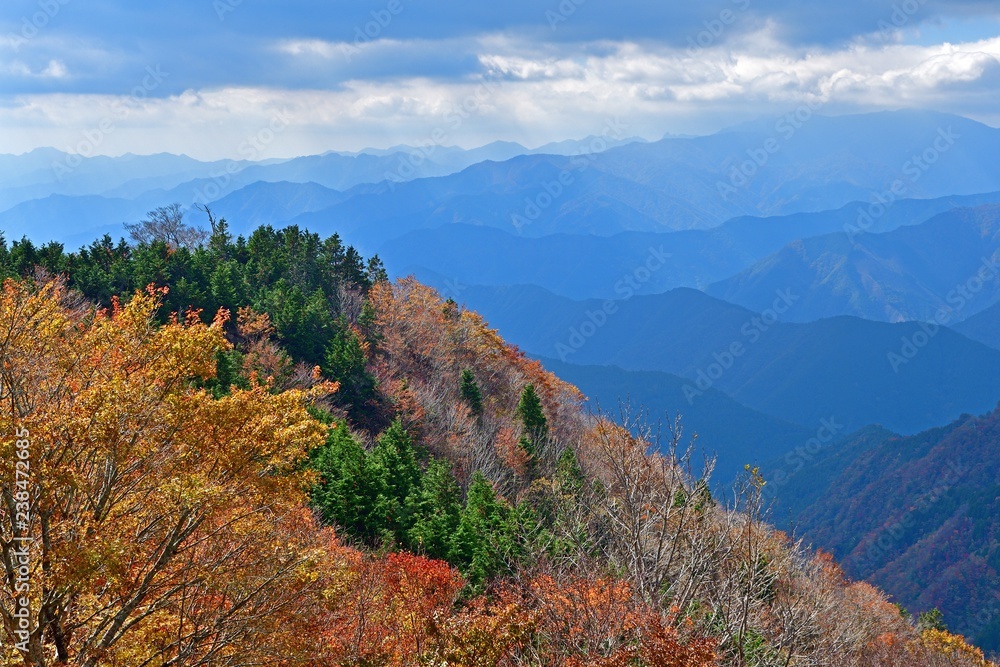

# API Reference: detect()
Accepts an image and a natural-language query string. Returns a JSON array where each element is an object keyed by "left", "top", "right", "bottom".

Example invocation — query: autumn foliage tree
[
  {"left": 0, "top": 279, "right": 338, "bottom": 665},
  {"left": 329, "top": 551, "right": 464, "bottom": 665},
  {"left": 1, "top": 233, "right": 996, "bottom": 667}
]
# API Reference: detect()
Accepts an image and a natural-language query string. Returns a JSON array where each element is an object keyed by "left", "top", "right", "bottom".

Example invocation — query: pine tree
[
  {"left": 206, "top": 212, "right": 233, "bottom": 258},
  {"left": 917, "top": 608, "right": 948, "bottom": 632},
  {"left": 450, "top": 472, "right": 518, "bottom": 588},
  {"left": 366, "top": 255, "right": 388, "bottom": 285},
  {"left": 209, "top": 260, "right": 247, "bottom": 314},
  {"left": 555, "top": 446, "right": 584, "bottom": 493},
  {"left": 309, "top": 422, "right": 382, "bottom": 542},
  {"left": 323, "top": 319, "right": 378, "bottom": 418},
  {"left": 536, "top": 447, "right": 591, "bottom": 561},
  {"left": 459, "top": 369, "right": 483, "bottom": 415},
  {"left": 516, "top": 384, "right": 548, "bottom": 471},
  {"left": 370, "top": 420, "right": 422, "bottom": 544},
  {"left": 406, "top": 458, "right": 463, "bottom": 560}
]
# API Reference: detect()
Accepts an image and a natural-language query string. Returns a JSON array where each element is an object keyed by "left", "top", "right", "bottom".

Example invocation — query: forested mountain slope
[
  {"left": 776, "top": 407, "right": 1000, "bottom": 654},
  {"left": 0, "top": 214, "right": 993, "bottom": 665}
]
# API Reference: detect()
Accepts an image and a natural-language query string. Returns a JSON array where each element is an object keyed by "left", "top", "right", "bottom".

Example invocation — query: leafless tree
[{"left": 124, "top": 203, "right": 209, "bottom": 249}]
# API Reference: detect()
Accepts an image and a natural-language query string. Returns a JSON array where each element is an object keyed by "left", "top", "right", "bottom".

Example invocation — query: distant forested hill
[{"left": 775, "top": 407, "right": 1000, "bottom": 653}]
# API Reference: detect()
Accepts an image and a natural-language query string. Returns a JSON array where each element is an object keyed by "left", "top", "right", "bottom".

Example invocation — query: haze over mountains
[
  {"left": 0, "top": 134, "right": 642, "bottom": 244},
  {"left": 7, "top": 108, "right": 1000, "bottom": 649},
  {"left": 6, "top": 110, "right": 1000, "bottom": 248},
  {"left": 442, "top": 283, "right": 1000, "bottom": 435},
  {"left": 280, "top": 110, "right": 1000, "bottom": 249},
  {"left": 707, "top": 205, "right": 1000, "bottom": 323},
  {"left": 6, "top": 109, "right": 1000, "bottom": 444},
  {"left": 380, "top": 191, "right": 1000, "bottom": 300}
]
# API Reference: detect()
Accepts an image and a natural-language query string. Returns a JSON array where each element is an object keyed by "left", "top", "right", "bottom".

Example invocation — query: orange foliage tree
[
  {"left": 329, "top": 551, "right": 464, "bottom": 665},
  {"left": 527, "top": 573, "right": 716, "bottom": 667},
  {"left": 0, "top": 279, "right": 339, "bottom": 665}
]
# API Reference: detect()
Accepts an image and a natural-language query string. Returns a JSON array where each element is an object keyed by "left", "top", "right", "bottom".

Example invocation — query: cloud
[
  {"left": 1, "top": 57, "right": 68, "bottom": 80},
  {"left": 3, "top": 1, "right": 999, "bottom": 94},
  {"left": 0, "top": 1, "right": 998, "bottom": 156},
  {"left": 40, "top": 59, "right": 68, "bottom": 78},
  {"left": 2, "top": 30, "right": 998, "bottom": 159},
  {"left": 277, "top": 39, "right": 343, "bottom": 59}
]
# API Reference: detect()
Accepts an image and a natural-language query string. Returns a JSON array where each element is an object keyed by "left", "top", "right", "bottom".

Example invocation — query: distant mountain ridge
[
  {"left": 535, "top": 356, "right": 816, "bottom": 484},
  {"left": 5, "top": 110, "right": 1000, "bottom": 251},
  {"left": 0, "top": 135, "right": 645, "bottom": 216},
  {"left": 378, "top": 191, "right": 1000, "bottom": 300},
  {"left": 955, "top": 301, "right": 1000, "bottom": 350},
  {"left": 706, "top": 204, "right": 1000, "bottom": 324},
  {"left": 436, "top": 282, "right": 1000, "bottom": 435},
  {"left": 281, "top": 110, "right": 1000, "bottom": 250}
]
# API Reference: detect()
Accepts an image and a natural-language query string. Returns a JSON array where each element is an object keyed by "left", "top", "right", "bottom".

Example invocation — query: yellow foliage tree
[
  {"left": 922, "top": 628, "right": 993, "bottom": 667},
  {"left": 0, "top": 279, "right": 338, "bottom": 666}
]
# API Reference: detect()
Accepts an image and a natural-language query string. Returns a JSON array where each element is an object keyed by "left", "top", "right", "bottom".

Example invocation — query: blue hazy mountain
[
  {"left": 435, "top": 282, "right": 1000, "bottom": 435},
  {"left": 706, "top": 205, "right": 1000, "bottom": 323},
  {"left": 0, "top": 134, "right": 646, "bottom": 241},
  {"left": 954, "top": 301, "right": 1000, "bottom": 350},
  {"left": 0, "top": 134, "right": 644, "bottom": 216},
  {"left": 205, "top": 181, "right": 353, "bottom": 234},
  {"left": 5, "top": 110, "right": 1000, "bottom": 250},
  {"left": 536, "top": 356, "right": 816, "bottom": 484},
  {"left": 338, "top": 135, "right": 645, "bottom": 172},
  {"left": 377, "top": 191, "right": 1000, "bottom": 299},
  {"left": 284, "top": 152, "right": 679, "bottom": 249},
  {"left": 0, "top": 151, "right": 245, "bottom": 213},
  {"left": 0, "top": 195, "right": 148, "bottom": 248},
  {"left": 273, "top": 110, "right": 1000, "bottom": 250}
]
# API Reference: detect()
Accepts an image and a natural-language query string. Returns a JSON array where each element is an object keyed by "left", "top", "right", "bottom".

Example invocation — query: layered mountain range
[{"left": 5, "top": 108, "right": 1000, "bottom": 648}]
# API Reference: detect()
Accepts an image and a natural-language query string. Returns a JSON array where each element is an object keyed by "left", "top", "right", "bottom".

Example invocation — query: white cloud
[
  {"left": 2, "top": 58, "right": 69, "bottom": 79},
  {"left": 277, "top": 39, "right": 344, "bottom": 59},
  {"left": 2, "top": 32, "right": 999, "bottom": 158},
  {"left": 40, "top": 59, "right": 68, "bottom": 78}
]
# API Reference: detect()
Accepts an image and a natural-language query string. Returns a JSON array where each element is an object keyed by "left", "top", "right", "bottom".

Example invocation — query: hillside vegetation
[
  {"left": 776, "top": 408, "right": 1000, "bottom": 655},
  {"left": 0, "top": 214, "right": 994, "bottom": 666}
]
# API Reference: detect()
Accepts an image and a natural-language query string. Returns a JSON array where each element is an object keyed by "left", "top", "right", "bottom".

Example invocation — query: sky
[{"left": 2, "top": 0, "right": 1000, "bottom": 160}]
